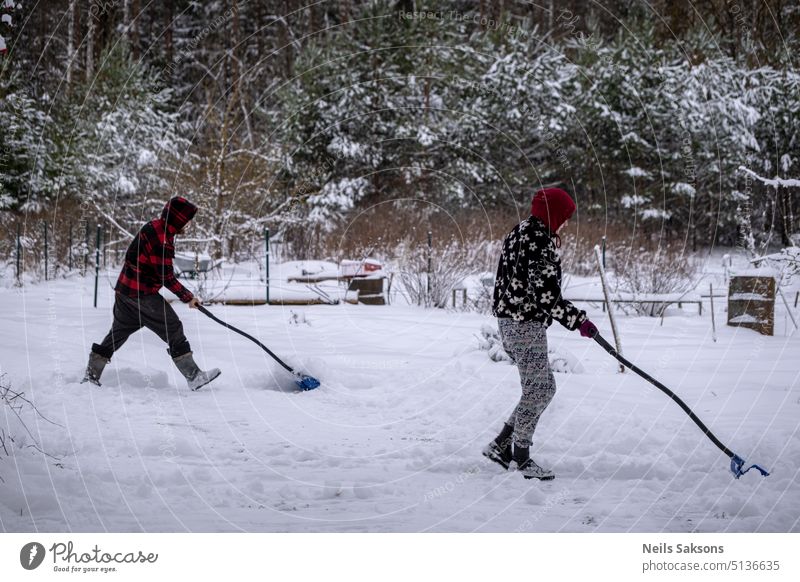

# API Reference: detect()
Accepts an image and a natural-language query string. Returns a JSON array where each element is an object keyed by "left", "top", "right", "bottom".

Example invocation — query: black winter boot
[
  {"left": 495, "top": 423, "right": 513, "bottom": 447},
  {"left": 513, "top": 444, "right": 554, "bottom": 480},
  {"left": 482, "top": 423, "right": 514, "bottom": 469},
  {"left": 513, "top": 443, "right": 529, "bottom": 465},
  {"left": 81, "top": 351, "right": 109, "bottom": 386}
]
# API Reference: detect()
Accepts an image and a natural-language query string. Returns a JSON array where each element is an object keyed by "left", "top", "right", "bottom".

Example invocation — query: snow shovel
[
  {"left": 197, "top": 305, "right": 321, "bottom": 390},
  {"left": 590, "top": 330, "right": 769, "bottom": 479}
]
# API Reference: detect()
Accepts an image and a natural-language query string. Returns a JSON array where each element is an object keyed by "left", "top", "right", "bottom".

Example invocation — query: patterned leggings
[{"left": 498, "top": 318, "right": 556, "bottom": 448}]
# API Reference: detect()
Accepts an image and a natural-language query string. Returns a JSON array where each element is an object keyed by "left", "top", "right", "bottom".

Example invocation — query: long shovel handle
[
  {"left": 593, "top": 329, "right": 769, "bottom": 478},
  {"left": 197, "top": 305, "right": 294, "bottom": 374},
  {"left": 591, "top": 331, "right": 735, "bottom": 459}
]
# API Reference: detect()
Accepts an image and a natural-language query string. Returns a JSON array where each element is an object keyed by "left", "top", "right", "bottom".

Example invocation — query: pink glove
[{"left": 579, "top": 319, "right": 598, "bottom": 338}]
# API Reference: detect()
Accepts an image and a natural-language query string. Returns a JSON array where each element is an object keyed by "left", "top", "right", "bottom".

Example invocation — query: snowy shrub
[
  {"left": 0, "top": 374, "right": 58, "bottom": 482},
  {"left": 559, "top": 241, "right": 598, "bottom": 277},
  {"left": 752, "top": 247, "right": 800, "bottom": 286},
  {"left": 559, "top": 222, "right": 628, "bottom": 277},
  {"left": 476, "top": 325, "right": 584, "bottom": 373},
  {"left": 394, "top": 239, "right": 473, "bottom": 309},
  {"left": 467, "top": 272, "right": 497, "bottom": 315},
  {"left": 393, "top": 235, "right": 499, "bottom": 310},
  {"left": 476, "top": 324, "right": 511, "bottom": 362},
  {"left": 610, "top": 245, "right": 698, "bottom": 316},
  {"left": 460, "top": 240, "right": 501, "bottom": 313}
]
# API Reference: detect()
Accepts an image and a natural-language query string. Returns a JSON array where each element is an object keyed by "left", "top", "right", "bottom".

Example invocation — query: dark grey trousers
[{"left": 92, "top": 293, "right": 191, "bottom": 360}]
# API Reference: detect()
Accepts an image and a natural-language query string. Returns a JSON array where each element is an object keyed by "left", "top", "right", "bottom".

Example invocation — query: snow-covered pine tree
[
  {"left": 0, "top": 73, "right": 56, "bottom": 212},
  {"left": 66, "top": 44, "right": 187, "bottom": 236}
]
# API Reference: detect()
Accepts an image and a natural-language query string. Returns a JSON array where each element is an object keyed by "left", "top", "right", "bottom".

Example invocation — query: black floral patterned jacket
[{"left": 491, "top": 216, "right": 587, "bottom": 330}]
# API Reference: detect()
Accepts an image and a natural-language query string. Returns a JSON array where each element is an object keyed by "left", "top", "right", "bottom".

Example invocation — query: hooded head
[
  {"left": 161, "top": 196, "right": 197, "bottom": 233},
  {"left": 530, "top": 187, "right": 576, "bottom": 236}
]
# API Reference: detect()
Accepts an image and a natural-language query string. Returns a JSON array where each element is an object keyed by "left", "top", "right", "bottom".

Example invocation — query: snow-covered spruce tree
[
  {"left": 278, "top": 1, "right": 504, "bottom": 229},
  {"left": 567, "top": 25, "right": 761, "bottom": 246},
  {"left": 661, "top": 46, "right": 763, "bottom": 247},
  {"left": 164, "top": 0, "right": 293, "bottom": 262},
  {"left": 463, "top": 30, "right": 580, "bottom": 205},
  {"left": 0, "top": 60, "right": 65, "bottom": 281},
  {"left": 747, "top": 65, "right": 800, "bottom": 248},
  {"left": 0, "top": 71, "right": 58, "bottom": 213},
  {"left": 66, "top": 44, "right": 188, "bottom": 237}
]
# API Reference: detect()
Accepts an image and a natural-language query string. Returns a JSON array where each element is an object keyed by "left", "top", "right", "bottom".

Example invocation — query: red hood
[
  {"left": 161, "top": 196, "right": 197, "bottom": 233},
  {"left": 530, "top": 188, "right": 576, "bottom": 234}
]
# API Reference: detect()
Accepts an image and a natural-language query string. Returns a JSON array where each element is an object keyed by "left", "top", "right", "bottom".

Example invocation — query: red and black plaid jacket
[{"left": 115, "top": 197, "right": 197, "bottom": 303}]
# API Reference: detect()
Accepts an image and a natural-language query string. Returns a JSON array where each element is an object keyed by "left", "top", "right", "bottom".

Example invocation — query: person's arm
[
  {"left": 527, "top": 235, "right": 587, "bottom": 330},
  {"left": 150, "top": 240, "right": 194, "bottom": 303}
]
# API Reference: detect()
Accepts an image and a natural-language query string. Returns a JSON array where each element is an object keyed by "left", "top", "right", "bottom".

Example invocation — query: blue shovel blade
[
  {"left": 730, "top": 454, "right": 770, "bottom": 479},
  {"left": 295, "top": 375, "right": 321, "bottom": 390}
]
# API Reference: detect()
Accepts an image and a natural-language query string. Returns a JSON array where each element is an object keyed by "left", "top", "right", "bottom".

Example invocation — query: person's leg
[
  {"left": 92, "top": 294, "right": 145, "bottom": 359},
  {"left": 136, "top": 294, "right": 191, "bottom": 357},
  {"left": 482, "top": 319, "right": 522, "bottom": 468},
  {"left": 137, "top": 294, "right": 220, "bottom": 390},
  {"left": 499, "top": 319, "right": 556, "bottom": 451},
  {"left": 83, "top": 294, "right": 143, "bottom": 385}
]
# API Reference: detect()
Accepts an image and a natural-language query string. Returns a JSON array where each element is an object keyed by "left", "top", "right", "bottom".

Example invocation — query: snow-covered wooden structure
[{"left": 727, "top": 270, "right": 776, "bottom": 336}]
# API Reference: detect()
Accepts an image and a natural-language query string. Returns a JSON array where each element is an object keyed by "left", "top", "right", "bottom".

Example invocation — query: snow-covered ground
[{"left": 1, "top": 259, "right": 799, "bottom": 533}]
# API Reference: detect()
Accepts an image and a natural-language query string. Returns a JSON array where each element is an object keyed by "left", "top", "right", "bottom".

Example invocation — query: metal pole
[
  {"left": 84, "top": 221, "right": 89, "bottom": 276},
  {"left": 16, "top": 223, "right": 21, "bottom": 284},
  {"left": 601, "top": 235, "right": 607, "bottom": 312},
  {"left": 68, "top": 223, "right": 73, "bottom": 270},
  {"left": 93, "top": 225, "right": 101, "bottom": 308},
  {"left": 709, "top": 283, "right": 717, "bottom": 343},
  {"left": 427, "top": 230, "right": 432, "bottom": 298},
  {"left": 601, "top": 235, "right": 606, "bottom": 269},
  {"left": 265, "top": 228, "right": 270, "bottom": 305},
  {"left": 43, "top": 221, "right": 49, "bottom": 280}
]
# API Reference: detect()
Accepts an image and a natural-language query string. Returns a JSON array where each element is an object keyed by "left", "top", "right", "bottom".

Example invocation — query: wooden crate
[
  {"left": 347, "top": 277, "right": 386, "bottom": 305},
  {"left": 727, "top": 275, "right": 775, "bottom": 336}
]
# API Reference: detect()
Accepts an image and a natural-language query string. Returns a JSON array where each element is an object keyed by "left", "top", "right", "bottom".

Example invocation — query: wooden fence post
[{"left": 595, "top": 245, "right": 624, "bottom": 373}]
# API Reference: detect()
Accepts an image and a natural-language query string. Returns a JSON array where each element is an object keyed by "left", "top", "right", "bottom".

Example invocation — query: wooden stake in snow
[
  {"left": 709, "top": 283, "right": 717, "bottom": 343},
  {"left": 594, "top": 245, "right": 624, "bottom": 373},
  {"left": 777, "top": 286, "right": 798, "bottom": 334}
]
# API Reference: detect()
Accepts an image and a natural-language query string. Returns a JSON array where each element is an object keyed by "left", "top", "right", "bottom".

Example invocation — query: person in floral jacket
[{"left": 484, "top": 187, "right": 598, "bottom": 480}]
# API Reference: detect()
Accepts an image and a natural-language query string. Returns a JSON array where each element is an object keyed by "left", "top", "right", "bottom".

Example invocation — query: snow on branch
[
  {"left": 738, "top": 166, "right": 800, "bottom": 188},
  {"left": 94, "top": 206, "right": 135, "bottom": 239}
]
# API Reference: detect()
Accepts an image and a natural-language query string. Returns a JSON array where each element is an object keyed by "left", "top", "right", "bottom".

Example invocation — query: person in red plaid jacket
[{"left": 82, "top": 197, "right": 221, "bottom": 391}]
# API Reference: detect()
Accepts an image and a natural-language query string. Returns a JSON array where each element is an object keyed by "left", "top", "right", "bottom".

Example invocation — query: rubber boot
[
  {"left": 173, "top": 352, "right": 221, "bottom": 391},
  {"left": 81, "top": 351, "right": 109, "bottom": 386}
]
